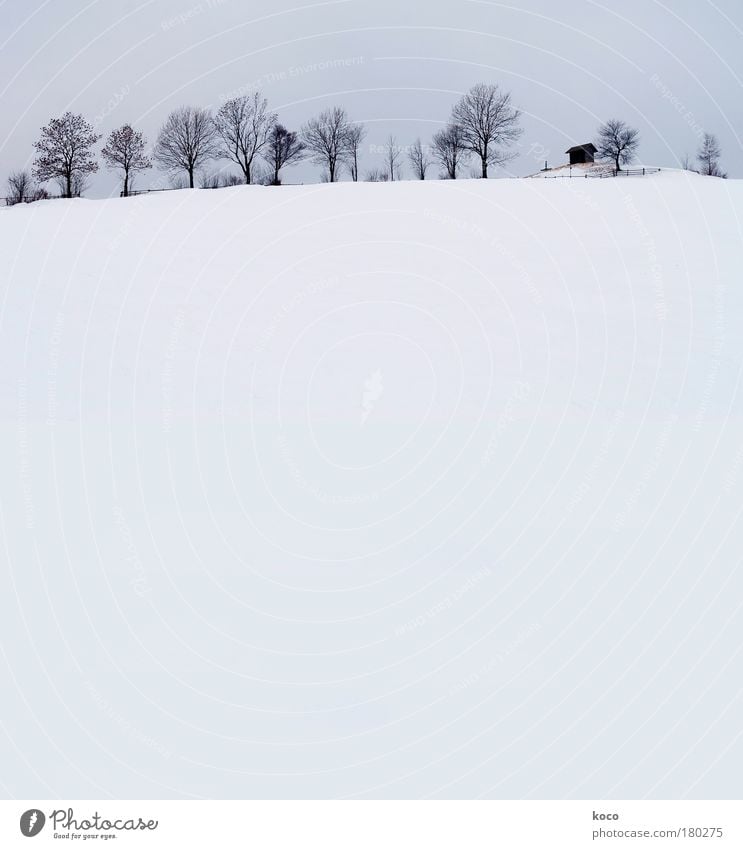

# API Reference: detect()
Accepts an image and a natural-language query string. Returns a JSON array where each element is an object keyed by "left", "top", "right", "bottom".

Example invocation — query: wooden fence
[
  {"left": 539, "top": 167, "right": 662, "bottom": 179},
  {"left": 1, "top": 195, "right": 49, "bottom": 206},
  {"left": 123, "top": 188, "right": 175, "bottom": 197},
  {"left": 4, "top": 171, "right": 663, "bottom": 205}
]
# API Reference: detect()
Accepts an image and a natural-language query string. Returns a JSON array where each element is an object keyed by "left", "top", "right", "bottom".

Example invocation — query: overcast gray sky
[{"left": 1, "top": 0, "right": 740, "bottom": 195}]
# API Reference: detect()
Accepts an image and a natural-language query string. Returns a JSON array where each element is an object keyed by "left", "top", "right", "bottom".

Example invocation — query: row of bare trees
[
  {"left": 3, "top": 83, "right": 525, "bottom": 200},
  {"left": 153, "top": 96, "right": 305, "bottom": 189},
  {"left": 3, "top": 83, "right": 727, "bottom": 202},
  {"left": 5, "top": 113, "right": 141, "bottom": 202},
  {"left": 399, "top": 84, "right": 523, "bottom": 181}
]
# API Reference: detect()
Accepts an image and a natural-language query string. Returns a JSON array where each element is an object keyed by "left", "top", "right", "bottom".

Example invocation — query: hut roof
[{"left": 565, "top": 143, "right": 598, "bottom": 154}]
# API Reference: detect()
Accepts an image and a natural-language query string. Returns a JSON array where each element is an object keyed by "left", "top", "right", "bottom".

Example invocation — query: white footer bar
[{"left": 3, "top": 800, "right": 741, "bottom": 847}]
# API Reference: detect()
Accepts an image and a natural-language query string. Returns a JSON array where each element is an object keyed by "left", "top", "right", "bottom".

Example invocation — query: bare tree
[
  {"left": 199, "top": 169, "right": 263, "bottom": 189},
  {"left": 697, "top": 133, "right": 725, "bottom": 177},
  {"left": 33, "top": 112, "right": 100, "bottom": 198},
  {"left": 222, "top": 172, "right": 245, "bottom": 187},
  {"left": 451, "top": 83, "right": 522, "bottom": 178},
  {"left": 264, "top": 123, "right": 305, "bottom": 185},
  {"left": 154, "top": 106, "right": 219, "bottom": 188},
  {"left": 432, "top": 123, "right": 469, "bottom": 179},
  {"left": 596, "top": 119, "right": 640, "bottom": 172},
  {"left": 101, "top": 124, "right": 151, "bottom": 196},
  {"left": 60, "top": 172, "right": 91, "bottom": 198},
  {"left": 344, "top": 124, "right": 366, "bottom": 181},
  {"left": 408, "top": 138, "right": 432, "bottom": 180},
  {"left": 5, "top": 171, "right": 48, "bottom": 204},
  {"left": 680, "top": 152, "right": 694, "bottom": 172},
  {"left": 6, "top": 170, "right": 33, "bottom": 204},
  {"left": 383, "top": 134, "right": 402, "bottom": 181},
  {"left": 364, "top": 168, "right": 387, "bottom": 182},
  {"left": 301, "top": 106, "right": 352, "bottom": 183},
  {"left": 199, "top": 172, "right": 222, "bottom": 189},
  {"left": 214, "top": 93, "right": 275, "bottom": 185}
]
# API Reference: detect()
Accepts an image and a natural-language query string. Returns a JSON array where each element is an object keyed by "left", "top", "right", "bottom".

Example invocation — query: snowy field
[{"left": 1, "top": 172, "right": 742, "bottom": 798}]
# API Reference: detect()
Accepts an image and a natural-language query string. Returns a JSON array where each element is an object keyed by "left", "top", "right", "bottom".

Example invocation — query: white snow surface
[{"left": 1, "top": 173, "right": 742, "bottom": 798}]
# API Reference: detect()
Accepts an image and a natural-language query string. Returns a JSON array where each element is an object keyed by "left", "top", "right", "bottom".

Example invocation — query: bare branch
[
  {"left": 301, "top": 107, "right": 352, "bottom": 183},
  {"left": 264, "top": 124, "right": 305, "bottom": 185},
  {"left": 408, "top": 138, "right": 432, "bottom": 180},
  {"left": 102, "top": 124, "right": 152, "bottom": 196},
  {"left": 697, "top": 133, "right": 725, "bottom": 177},
  {"left": 431, "top": 123, "right": 469, "bottom": 179},
  {"left": 451, "top": 83, "right": 522, "bottom": 178},
  {"left": 214, "top": 93, "right": 276, "bottom": 184},
  {"left": 33, "top": 112, "right": 100, "bottom": 198},
  {"left": 595, "top": 119, "right": 640, "bottom": 172},
  {"left": 383, "top": 134, "right": 402, "bottom": 181},
  {"left": 344, "top": 124, "right": 366, "bottom": 182},
  {"left": 154, "top": 106, "right": 219, "bottom": 189}
]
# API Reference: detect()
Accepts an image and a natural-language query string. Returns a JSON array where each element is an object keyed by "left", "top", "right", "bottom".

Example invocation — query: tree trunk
[
  {"left": 481, "top": 159, "right": 488, "bottom": 179},
  {"left": 66, "top": 172, "right": 72, "bottom": 199},
  {"left": 188, "top": 167, "right": 194, "bottom": 189},
  {"left": 123, "top": 171, "right": 129, "bottom": 198}
]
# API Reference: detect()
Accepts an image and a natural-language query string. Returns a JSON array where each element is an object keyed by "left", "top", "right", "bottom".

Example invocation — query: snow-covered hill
[{"left": 1, "top": 173, "right": 742, "bottom": 798}]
